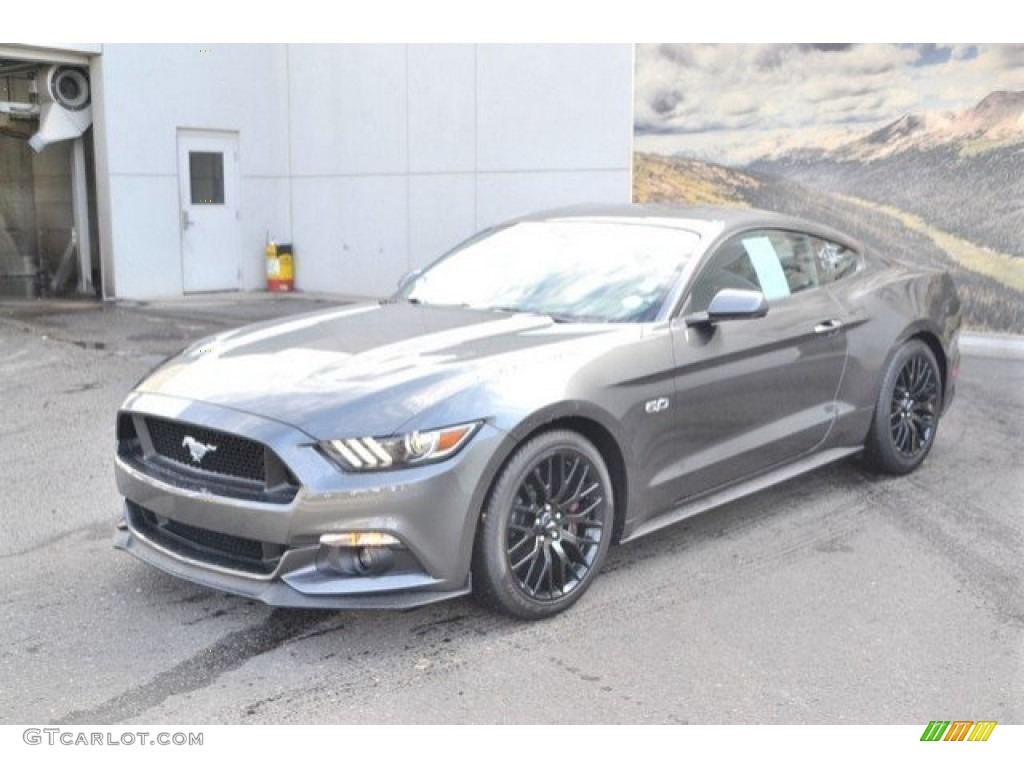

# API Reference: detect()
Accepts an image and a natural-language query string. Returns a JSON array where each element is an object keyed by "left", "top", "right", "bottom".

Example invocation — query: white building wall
[
  {"left": 287, "top": 45, "right": 409, "bottom": 296},
  {"left": 474, "top": 45, "right": 635, "bottom": 230},
  {"left": 97, "top": 43, "right": 291, "bottom": 298},
  {"left": 95, "top": 43, "right": 633, "bottom": 299}
]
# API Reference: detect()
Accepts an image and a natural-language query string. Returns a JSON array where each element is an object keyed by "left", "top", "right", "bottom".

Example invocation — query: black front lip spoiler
[{"left": 114, "top": 517, "right": 472, "bottom": 611}]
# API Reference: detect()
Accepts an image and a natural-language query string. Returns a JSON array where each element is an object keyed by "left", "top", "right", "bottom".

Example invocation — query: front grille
[
  {"left": 116, "top": 412, "right": 299, "bottom": 504},
  {"left": 146, "top": 417, "right": 265, "bottom": 482},
  {"left": 128, "top": 501, "right": 284, "bottom": 575}
]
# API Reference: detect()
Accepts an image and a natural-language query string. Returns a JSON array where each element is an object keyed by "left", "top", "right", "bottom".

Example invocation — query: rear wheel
[
  {"left": 863, "top": 339, "right": 942, "bottom": 475},
  {"left": 473, "top": 430, "right": 613, "bottom": 619}
]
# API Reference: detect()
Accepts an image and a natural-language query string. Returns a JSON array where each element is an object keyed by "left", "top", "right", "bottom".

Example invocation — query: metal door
[{"left": 177, "top": 130, "right": 240, "bottom": 293}]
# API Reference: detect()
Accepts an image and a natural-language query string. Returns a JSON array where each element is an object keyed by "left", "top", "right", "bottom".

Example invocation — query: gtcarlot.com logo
[
  {"left": 23, "top": 729, "right": 203, "bottom": 746},
  {"left": 920, "top": 721, "right": 997, "bottom": 742}
]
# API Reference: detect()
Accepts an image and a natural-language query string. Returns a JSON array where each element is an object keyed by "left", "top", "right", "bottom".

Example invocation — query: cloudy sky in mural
[{"left": 634, "top": 44, "right": 1024, "bottom": 164}]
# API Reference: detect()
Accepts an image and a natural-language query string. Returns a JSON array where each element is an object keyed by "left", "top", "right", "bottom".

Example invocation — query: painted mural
[{"left": 633, "top": 44, "right": 1024, "bottom": 333}]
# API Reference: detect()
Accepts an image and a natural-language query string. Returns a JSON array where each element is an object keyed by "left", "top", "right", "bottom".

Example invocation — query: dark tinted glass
[{"left": 189, "top": 152, "right": 224, "bottom": 205}]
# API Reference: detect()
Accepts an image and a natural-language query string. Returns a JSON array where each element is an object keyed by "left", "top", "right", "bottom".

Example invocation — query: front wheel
[
  {"left": 473, "top": 430, "right": 613, "bottom": 620},
  {"left": 863, "top": 339, "right": 942, "bottom": 475}
]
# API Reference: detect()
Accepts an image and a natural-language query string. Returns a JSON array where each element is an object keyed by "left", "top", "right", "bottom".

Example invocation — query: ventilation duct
[{"left": 28, "top": 65, "right": 92, "bottom": 152}]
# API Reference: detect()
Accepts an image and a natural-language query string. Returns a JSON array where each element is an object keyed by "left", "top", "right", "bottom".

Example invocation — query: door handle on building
[{"left": 182, "top": 210, "right": 194, "bottom": 231}]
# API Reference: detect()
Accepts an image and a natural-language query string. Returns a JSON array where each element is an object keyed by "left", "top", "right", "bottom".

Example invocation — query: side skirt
[{"left": 620, "top": 446, "right": 862, "bottom": 544}]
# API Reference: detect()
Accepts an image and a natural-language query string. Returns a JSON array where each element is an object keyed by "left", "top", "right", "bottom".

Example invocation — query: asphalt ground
[{"left": 0, "top": 294, "right": 1020, "bottom": 725}]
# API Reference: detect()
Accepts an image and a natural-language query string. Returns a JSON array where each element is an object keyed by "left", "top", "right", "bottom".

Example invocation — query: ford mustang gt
[{"left": 114, "top": 205, "right": 961, "bottom": 619}]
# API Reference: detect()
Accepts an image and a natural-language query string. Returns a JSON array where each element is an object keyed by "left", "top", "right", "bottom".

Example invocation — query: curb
[{"left": 959, "top": 333, "right": 1024, "bottom": 360}]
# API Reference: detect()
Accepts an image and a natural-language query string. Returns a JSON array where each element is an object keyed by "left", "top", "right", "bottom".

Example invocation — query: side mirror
[{"left": 684, "top": 288, "right": 769, "bottom": 327}]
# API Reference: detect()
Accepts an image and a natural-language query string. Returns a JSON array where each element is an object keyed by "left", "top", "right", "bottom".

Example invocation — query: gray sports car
[{"left": 114, "top": 205, "right": 961, "bottom": 619}]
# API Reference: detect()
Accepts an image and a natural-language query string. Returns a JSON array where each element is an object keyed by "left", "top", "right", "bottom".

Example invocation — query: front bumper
[
  {"left": 114, "top": 391, "right": 505, "bottom": 609},
  {"left": 113, "top": 515, "right": 471, "bottom": 609}
]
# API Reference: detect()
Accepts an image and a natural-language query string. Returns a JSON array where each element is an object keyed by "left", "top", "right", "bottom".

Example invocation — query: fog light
[
  {"left": 319, "top": 532, "right": 401, "bottom": 548},
  {"left": 355, "top": 546, "right": 394, "bottom": 575}
]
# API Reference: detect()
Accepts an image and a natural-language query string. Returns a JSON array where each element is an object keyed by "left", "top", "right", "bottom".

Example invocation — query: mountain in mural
[
  {"left": 849, "top": 90, "right": 1024, "bottom": 156},
  {"left": 765, "top": 90, "right": 1024, "bottom": 162},
  {"left": 633, "top": 149, "right": 1024, "bottom": 334},
  {"left": 750, "top": 91, "right": 1024, "bottom": 259}
]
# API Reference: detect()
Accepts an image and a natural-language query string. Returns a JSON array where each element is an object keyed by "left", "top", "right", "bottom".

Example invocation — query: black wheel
[
  {"left": 863, "top": 339, "right": 942, "bottom": 475},
  {"left": 473, "top": 430, "right": 613, "bottom": 619}
]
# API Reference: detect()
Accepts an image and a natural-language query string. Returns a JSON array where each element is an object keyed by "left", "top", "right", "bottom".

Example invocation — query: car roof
[{"left": 517, "top": 203, "right": 864, "bottom": 252}]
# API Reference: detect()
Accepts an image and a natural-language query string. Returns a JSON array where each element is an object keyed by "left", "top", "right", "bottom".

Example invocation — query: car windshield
[{"left": 400, "top": 220, "right": 700, "bottom": 322}]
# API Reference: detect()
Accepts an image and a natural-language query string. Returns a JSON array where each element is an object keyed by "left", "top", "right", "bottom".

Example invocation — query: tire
[
  {"left": 473, "top": 430, "right": 614, "bottom": 620},
  {"left": 863, "top": 339, "right": 942, "bottom": 475}
]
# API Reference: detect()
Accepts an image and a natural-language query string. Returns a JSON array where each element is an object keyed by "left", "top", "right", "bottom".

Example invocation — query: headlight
[{"left": 319, "top": 421, "right": 480, "bottom": 472}]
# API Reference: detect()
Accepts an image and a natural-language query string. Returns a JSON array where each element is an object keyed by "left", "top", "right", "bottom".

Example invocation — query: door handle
[
  {"left": 182, "top": 210, "right": 193, "bottom": 231},
  {"left": 814, "top": 319, "right": 843, "bottom": 335}
]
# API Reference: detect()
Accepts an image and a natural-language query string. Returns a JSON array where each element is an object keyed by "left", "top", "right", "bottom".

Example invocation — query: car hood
[{"left": 136, "top": 302, "right": 631, "bottom": 438}]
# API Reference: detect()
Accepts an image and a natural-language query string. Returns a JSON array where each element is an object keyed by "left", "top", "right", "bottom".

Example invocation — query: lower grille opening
[{"left": 128, "top": 501, "right": 285, "bottom": 576}]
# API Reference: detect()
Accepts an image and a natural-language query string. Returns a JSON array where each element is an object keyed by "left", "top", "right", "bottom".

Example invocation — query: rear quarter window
[{"left": 813, "top": 237, "right": 859, "bottom": 284}]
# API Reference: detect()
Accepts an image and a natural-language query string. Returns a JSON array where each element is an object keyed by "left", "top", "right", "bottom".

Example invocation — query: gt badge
[{"left": 645, "top": 397, "right": 670, "bottom": 414}]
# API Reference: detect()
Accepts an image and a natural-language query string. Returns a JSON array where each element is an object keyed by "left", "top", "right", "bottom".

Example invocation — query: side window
[
  {"left": 812, "top": 237, "right": 858, "bottom": 284},
  {"left": 772, "top": 231, "right": 820, "bottom": 295},
  {"left": 687, "top": 236, "right": 763, "bottom": 313},
  {"left": 687, "top": 229, "right": 822, "bottom": 313}
]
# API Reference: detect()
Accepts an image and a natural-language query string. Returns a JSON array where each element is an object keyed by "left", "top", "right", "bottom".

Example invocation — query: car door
[{"left": 664, "top": 228, "right": 849, "bottom": 503}]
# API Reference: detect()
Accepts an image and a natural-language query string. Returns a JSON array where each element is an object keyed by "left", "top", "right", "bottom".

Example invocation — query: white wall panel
[
  {"left": 408, "top": 174, "right": 477, "bottom": 271},
  {"left": 108, "top": 175, "right": 182, "bottom": 297},
  {"left": 407, "top": 45, "right": 476, "bottom": 174},
  {"left": 291, "top": 176, "right": 407, "bottom": 297},
  {"left": 477, "top": 44, "right": 634, "bottom": 172},
  {"left": 288, "top": 45, "right": 408, "bottom": 177},
  {"left": 476, "top": 170, "right": 631, "bottom": 230},
  {"left": 99, "top": 44, "right": 289, "bottom": 177}
]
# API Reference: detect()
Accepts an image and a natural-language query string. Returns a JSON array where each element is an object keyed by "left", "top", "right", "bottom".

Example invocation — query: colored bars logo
[{"left": 920, "top": 721, "right": 997, "bottom": 741}]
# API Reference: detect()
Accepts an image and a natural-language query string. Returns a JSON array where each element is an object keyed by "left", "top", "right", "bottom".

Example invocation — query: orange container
[{"left": 266, "top": 242, "right": 294, "bottom": 292}]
